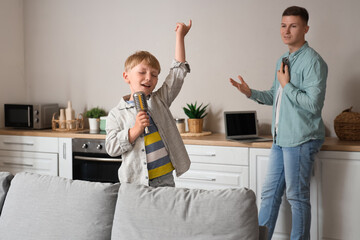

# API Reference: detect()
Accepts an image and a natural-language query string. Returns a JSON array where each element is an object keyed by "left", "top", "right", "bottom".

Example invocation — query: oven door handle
[{"left": 74, "top": 156, "right": 122, "bottom": 162}]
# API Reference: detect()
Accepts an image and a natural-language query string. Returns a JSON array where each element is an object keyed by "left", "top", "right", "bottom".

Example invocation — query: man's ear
[
  {"left": 123, "top": 71, "right": 130, "bottom": 84},
  {"left": 304, "top": 25, "right": 309, "bottom": 34}
]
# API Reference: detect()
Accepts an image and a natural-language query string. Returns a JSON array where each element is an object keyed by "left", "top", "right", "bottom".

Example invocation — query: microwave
[{"left": 4, "top": 104, "right": 59, "bottom": 129}]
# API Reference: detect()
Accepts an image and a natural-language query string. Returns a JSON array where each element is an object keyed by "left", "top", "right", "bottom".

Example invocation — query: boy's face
[
  {"left": 123, "top": 60, "right": 159, "bottom": 99},
  {"left": 280, "top": 15, "right": 309, "bottom": 51}
]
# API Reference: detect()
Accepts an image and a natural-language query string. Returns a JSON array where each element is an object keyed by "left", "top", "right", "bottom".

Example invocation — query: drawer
[
  {"left": 0, "top": 135, "right": 58, "bottom": 153},
  {"left": 174, "top": 164, "right": 249, "bottom": 190},
  {"left": 0, "top": 150, "right": 58, "bottom": 176},
  {"left": 185, "top": 145, "right": 248, "bottom": 166}
]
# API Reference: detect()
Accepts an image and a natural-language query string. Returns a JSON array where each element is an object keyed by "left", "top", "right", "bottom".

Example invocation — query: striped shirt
[
  {"left": 144, "top": 114, "right": 174, "bottom": 180},
  {"left": 106, "top": 60, "right": 191, "bottom": 186}
]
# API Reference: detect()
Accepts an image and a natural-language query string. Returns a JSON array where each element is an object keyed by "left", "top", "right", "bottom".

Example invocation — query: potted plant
[
  {"left": 85, "top": 107, "right": 107, "bottom": 133},
  {"left": 183, "top": 102, "right": 208, "bottom": 133}
]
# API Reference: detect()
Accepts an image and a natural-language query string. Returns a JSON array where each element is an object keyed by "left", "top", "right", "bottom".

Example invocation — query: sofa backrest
[
  {"left": 0, "top": 172, "right": 120, "bottom": 240},
  {"left": 112, "top": 183, "right": 260, "bottom": 240},
  {"left": 0, "top": 172, "right": 14, "bottom": 215},
  {"left": 0, "top": 172, "right": 266, "bottom": 240}
]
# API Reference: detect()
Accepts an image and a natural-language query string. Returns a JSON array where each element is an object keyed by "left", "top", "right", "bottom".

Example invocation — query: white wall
[
  {"left": 22, "top": 0, "right": 360, "bottom": 136},
  {"left": 0, "top": 0, "right": 25, "bottom": 128}
]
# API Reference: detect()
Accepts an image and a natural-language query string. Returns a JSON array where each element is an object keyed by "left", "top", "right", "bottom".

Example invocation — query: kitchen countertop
[
  {"left": 183, "top": 133, "right": 360, "bottom": 152},
  {"left": 1, "top": 128, "right": 360, "bottom": 152},
  {"left": 0, "top": 128, "right": 106, "bottom": 140}
]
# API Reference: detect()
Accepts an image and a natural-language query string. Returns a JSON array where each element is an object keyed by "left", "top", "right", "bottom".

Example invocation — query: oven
[{"left": 72, "top": 138, "right": 121, "bottom": 183}]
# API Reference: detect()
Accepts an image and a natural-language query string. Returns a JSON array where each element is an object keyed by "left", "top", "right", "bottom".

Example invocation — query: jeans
[
  {"left": 149, "top": 171, "right": 175, "bottom": 188},
  {"left": 258, "top": 139, "right": 323, "bottom": 240}
]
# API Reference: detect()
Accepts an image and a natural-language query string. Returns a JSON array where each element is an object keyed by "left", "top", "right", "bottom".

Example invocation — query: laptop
[{"left": 224, "top": 111, "right": 272, "bottom": 142}]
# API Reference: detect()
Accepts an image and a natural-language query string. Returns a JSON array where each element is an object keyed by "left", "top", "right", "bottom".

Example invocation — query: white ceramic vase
[
  {"left": 66, "top": 101, "right": 75, "bottom": 129},
  {"left": 59, "top": 109, "right": 66, "bottom": 129},
  {"left": 88, "top": 118, "right": 100, "bottom": 134}
]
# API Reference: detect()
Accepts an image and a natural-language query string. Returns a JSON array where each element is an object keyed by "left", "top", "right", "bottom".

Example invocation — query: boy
[
  {"left": 230, "top": 6, "right": 327, "bottom": 240},
  {"left": 106, "top": 21, "right": 192, "bottom": 188}
]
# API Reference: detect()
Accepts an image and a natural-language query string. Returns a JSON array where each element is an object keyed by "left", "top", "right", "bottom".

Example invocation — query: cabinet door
[
  {"left": 0, "top": 135, "right": 58, "bottom": 153},
  {"left": 249, "top": 148, "right": 318, "bottom": 240},
  {"left": 175, "top": 162, "right": 248, "bottom": 190},
  {"left": 317, "top": 151, "right": 360, "bottom": 240},
  {"left": 185, "top": 145, "right": 248, "bottom": 165},
  {"left": 58, "top": 138, "right": 72, "bottom": 179},
  {"left": 174, "top": 145, "right": 249, "bottom": 190},
  {"left": 0, "top": 150, "right": 58, "bottom": 176}
]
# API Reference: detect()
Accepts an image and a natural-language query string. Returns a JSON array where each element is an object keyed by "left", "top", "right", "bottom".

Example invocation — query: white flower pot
[{"left": 88, "top": 118, "right": 100, "bottom": 134}]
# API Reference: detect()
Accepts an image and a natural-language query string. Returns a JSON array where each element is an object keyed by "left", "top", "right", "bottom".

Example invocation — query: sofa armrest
[{"left": 0, "top": 172, "right": 13, "bottom": 215}]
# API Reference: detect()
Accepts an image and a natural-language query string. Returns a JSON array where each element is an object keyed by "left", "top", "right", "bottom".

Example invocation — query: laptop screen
[{"left": 224, "top": 111, "right": 258, "bottom": 139}]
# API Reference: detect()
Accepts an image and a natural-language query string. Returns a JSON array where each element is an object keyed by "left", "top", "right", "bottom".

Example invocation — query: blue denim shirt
[{"left": 250, "top": 42, "right": 328, "bottom": 147}]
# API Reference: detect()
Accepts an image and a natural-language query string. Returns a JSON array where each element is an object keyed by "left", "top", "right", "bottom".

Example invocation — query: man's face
[
  {"left": 280, "top": 15, "right": 309, "bottom": 51},
  {"left": 123, "top": 60, "right": 159, "bottom": 99}
]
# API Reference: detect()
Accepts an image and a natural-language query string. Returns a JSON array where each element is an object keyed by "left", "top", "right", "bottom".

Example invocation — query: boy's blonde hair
[{"left": 124, "top": 51, "right": 161, "bottom": 73}]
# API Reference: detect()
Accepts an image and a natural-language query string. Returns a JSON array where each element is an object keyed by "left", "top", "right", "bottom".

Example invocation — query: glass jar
[
  {"left": 175, "top": 118, "right": 185, "bottom": 133},
  {"left": 100, "top": 116, "right": 107, "bottom": 132}
]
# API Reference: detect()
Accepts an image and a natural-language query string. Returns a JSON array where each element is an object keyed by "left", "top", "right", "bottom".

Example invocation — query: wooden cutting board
[{"left": 180, "top": 131, "right": 212, "bottom": 137}]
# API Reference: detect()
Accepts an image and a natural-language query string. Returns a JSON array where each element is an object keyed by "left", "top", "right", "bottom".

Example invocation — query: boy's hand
[
  {"left": 175, "top": 20, "right": 192, "bottom": 63},
  {"left": 129, "top": 111, "right": 149, "bottom": 143},
  {"left": 134, "top": 111, "right": 150, "bottom": 132},
  {"left": 175, "top": 20, "right": 192, "bottom": 38}
]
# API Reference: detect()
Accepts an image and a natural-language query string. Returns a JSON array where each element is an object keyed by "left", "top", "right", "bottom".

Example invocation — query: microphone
[{"left": 133, "top": 91, "right": 149, "bottom": 134}]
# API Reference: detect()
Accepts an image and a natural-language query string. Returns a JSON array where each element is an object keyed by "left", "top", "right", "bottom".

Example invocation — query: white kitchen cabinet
[
  {"left": 58, "top": 137, "right": 72, "bottom": 179},
  {"left": 174, "top": 145, "right": 249, "bottom": 190},
  {"left": 2, "top": 132, "right": 359, "bottom": 240},
  {"left": 317, "top": 151, "right": 360, "bottom": 240},
  {"left": 249, "top": 148, "right": 318, "bottom": 240},
  {"left": 0, "top": 135, "right": 58, "bottom": 176},
  {"left": 0, "top": 150, "right": 58, "bottom": 176},
  {"left": 0, "top": 135, "right": 58, "bottom": 153}
]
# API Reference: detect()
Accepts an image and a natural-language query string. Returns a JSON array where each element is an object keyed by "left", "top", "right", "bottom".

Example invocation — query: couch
[{"left": 0, "top": 172, "right": 267, "bottom": 240}]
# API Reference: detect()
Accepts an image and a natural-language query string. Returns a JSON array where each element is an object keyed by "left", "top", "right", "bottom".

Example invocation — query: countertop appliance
[
  {"left": 72, "top": 138, "right": 122, "bottom": 183},
  {"left": 4, "top": 103, "right": 59, "bottom": 129}
]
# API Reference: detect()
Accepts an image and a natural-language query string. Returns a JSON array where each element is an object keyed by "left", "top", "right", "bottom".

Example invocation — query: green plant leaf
[
  {"left": 183, "top": 102, "right": 208, "bottom": 119},
  {"left": 189, "top": 103, "right": 195, "bottom": 112},
  {"left": 183, "top": 107, "right": 194, "bottom": 118},
  {"left": 85, "top": 107, "right": 107, "bottom": 118},
  {"left": 198, "top": 104, "right": 209, "bottom": 118}
]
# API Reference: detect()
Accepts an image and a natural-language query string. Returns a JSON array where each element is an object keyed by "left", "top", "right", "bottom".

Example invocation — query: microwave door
[{"left": 5, "top": 104, "right": 33, "bottom": 128}]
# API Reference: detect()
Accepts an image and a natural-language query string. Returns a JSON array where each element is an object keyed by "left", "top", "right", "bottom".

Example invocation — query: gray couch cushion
[
  {"left": 111, "top": 183, "right": 259, "bottom": 240},
  {"left": 0, "top": 172, "right": 14, "bottom": 215},
  {"left": 0, "top": 172, "right": 120, "bottom": 240}
]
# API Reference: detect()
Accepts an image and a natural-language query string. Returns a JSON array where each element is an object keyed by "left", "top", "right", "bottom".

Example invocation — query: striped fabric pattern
[{"left": 144, "top": 114, "right": 174, "bottom": 180}]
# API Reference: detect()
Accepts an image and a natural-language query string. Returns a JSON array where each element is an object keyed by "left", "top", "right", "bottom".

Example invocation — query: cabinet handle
[
  {"left": 3, "top": 162, "right": 34, "bottom": 167},
  {"left": 63, "top": 142, "right": 66, "bottom": 159},
  {"left": 28, "top": 106, "right": 31, "bottom": 127},
  {"left": 3, "top": 141, "right": 34, "bottom": 146},
  {"left": 188, "top": 153, "right": 216, "bottom": 157},
  {"left": 178, "top": 176, "right": 216, "bottom": 182},
  {"left": 74, "top": 156, "right": 122, "bottom": 162}
]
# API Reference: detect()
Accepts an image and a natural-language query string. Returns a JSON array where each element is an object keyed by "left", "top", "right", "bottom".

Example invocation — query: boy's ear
[{"left": 123, "top": 71, "right": 130, "bottom": 84}]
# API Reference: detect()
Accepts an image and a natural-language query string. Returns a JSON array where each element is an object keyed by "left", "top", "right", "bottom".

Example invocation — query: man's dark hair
[{"left": 282, "top": 6, "right": 309, "bottom": 25}]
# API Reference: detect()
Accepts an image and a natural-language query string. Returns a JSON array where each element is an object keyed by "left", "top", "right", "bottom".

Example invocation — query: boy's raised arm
[{"left": 175, "top": 20, "right": 192, "bottom": 63}]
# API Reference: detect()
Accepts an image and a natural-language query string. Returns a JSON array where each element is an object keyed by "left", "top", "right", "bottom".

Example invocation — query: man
[{"left": 229, "top": 6, "right": 328, "bottom": 240}]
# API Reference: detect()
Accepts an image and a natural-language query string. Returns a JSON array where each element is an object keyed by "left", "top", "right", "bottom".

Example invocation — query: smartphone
[{"left": 282, "top": 57, "right": 290, "bottom": 73}]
